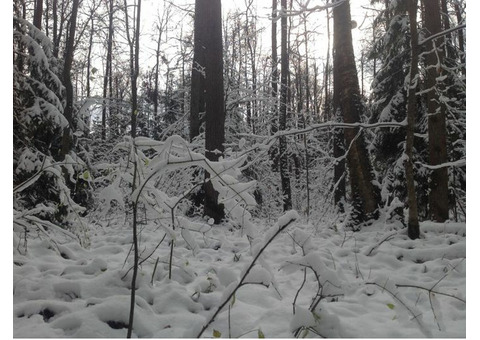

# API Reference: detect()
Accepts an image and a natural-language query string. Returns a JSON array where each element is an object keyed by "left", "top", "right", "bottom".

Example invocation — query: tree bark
[
  {"left": 454, "top": 4, "right": 465, "bottom": 76},
  {"left": 60, "top": 0, "right": 80, "bottom": 158},
  {"left": 86, "top": 6, "right": 95, "bottom": 98},
  {"left": 154, "top": 26, "right": 162, "bottom": 133},
  {"left": 279, "top": 0, "right": 292, "bottom": 211},
  {"left": 405, "top": 0, "right": 420, "bottom": 239},
  {"left": 189, "top": 0, "right": 207, "bottom": 142},
  {"left": 333, "top": 0, "right": 379, "bottom": 225},
  {"left": 33, "top": 0, "right": 43, "bottom": 30},
  {"left": 194, "top": 0, "right": 226, "bottom": 223},
  {"left": 52, "top": 0, "right": 58, "bottom": 57},
  {"left": 124, "top": 0, "right": 141, "bottom": 139},
  {"left": 102, "top": 0, "right": 114, "bottom": 140},
  {"left": 269, "top": 0, "right": 279, "bottom": 171},
  {"left": 422, "top": 0, "right": 449, "bottom": 222}
]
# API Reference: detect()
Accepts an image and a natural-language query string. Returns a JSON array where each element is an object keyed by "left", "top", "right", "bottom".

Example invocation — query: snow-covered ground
[{"left": 13, "top": 215, "right": 466, "bottom": 338}]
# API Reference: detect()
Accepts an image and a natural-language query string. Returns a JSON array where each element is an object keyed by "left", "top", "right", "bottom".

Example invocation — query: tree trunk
[
  {"left": 269, "top": 0, "right": 279, "bottom": 171},
  {"left": 279, "top": 0, "right": 292, "bottom": 211},
  {"left": 124, "top": 0, "right": 141, "bottom": 139},
  {"left": 333, "top": 0, "right": 379, "bottom": 225},
  {"left": 244, "top": 0, "right": 258, "bottom": 134},
  {"left": 33, "top": 0, "right": 43, "bottom": 30},
  {"left": 326, "top": 1, "right": 345, "bottom": 211},
  {"left": 422, "top": 0, "right": 449, "bottom": 222},
  {"left": 194, "top": 0, "right": 226, "bottom": 223},
  {"left": 86, "top": 7, "right": 95, "bottom": 99},
  {"left": 154, "top": 27, "right": 162, "bottom": 134},
  {"left": 405, "top": 0, "right": 420, "bottom": 239},
  {"left": 52, "top": 0, "right": 58, "bottom": 57},
  {"left": 454, "top": 4, "right": 465, "bottom": 76},
  {"left": 189, "top": 0, "right": 207, "bottom": 142},
  {"left": 102, "top": 0, "right": 114, "bottom": 140},
  {"left": 60, "top": 0, "right": 79, "bottom": 158}
]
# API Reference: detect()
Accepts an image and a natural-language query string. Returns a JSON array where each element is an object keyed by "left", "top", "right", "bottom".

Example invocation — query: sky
[{"left": 136, "top": 0, "right": 374, "bottom": 94}]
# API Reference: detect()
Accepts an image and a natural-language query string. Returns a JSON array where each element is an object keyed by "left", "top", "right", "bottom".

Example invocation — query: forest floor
[{"left": 13, "top": 214, "right": 466, "bottom": 338}]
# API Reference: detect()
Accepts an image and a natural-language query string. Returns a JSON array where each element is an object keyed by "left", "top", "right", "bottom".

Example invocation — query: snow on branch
[
  {"left": 265, "top": 120, "right": 407, "bottom": 145},
  {"left": 416, "top": 158, "right": 466, "bottom": 170},
  {"left": 419, "top": 24, "right": 466, "bottom": 46},
  {"left": 271, "top": 0, "right": 346, "bottom": 21}
]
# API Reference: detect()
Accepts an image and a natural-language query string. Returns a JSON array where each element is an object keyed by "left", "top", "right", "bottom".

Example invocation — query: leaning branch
[
  {"left": 416, "top": 158, "right": 466, "bottom": 170},
  {"left": 419, "top": 24, "right": 466, "bottom": 46},
  {"left": 264, "top": 120, "right": 407, "bottom": 146}
]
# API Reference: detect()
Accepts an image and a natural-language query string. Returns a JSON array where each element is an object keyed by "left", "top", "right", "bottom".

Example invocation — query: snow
[{"left": 13, "top": 217, "right": 466, "bottom": 338}]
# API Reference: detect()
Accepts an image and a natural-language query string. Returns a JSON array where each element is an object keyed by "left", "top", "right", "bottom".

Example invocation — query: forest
[{"left": 13, "top": 0, "right": 466, "bottom": 338}]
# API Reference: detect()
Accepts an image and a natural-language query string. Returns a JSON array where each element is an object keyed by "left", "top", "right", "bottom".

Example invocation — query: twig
[
  {"left": 395, "top": 283, "right": 465, "bottom": 304},
  {"left": 196, "top": 215, "right": 298, "bottom": 338},
  {"left": 121, "top": 233, "right": 167, "bottom": 280},
  {"left": 366, "top": 282, "right": 430, "bottom": 337},
  {"left": 365, "top": 230, "right": 398, "bottom": 256},
  {"left": 293, "top": 268, "right": 307, "bottom": 315}
]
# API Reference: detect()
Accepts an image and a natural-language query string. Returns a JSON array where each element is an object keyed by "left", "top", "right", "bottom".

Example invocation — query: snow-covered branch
[
  {"left": 416, "top": 158, "right": 466, "bottom": 170},
  {"left": 265, "top": 119, "right": 407, "bottom": 146},
  {"left": 271, "top": 0, "right": 346, "bottom": 21},
  {"left": 418, "top": 24, "right": 466, "bottom": 46}
]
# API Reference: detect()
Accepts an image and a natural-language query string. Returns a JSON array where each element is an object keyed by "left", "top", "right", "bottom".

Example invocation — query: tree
[
  {"left": 33, "top": 0, "right": 43, "bottom": 30},
  {"left": 367, "top": 0, "right": 411, "bottom": 219},
  {"left": 13, "top": 15, "right": 88, "bottom": 241},
  {"left": 124, "top": 0, "right": 142, "bottom": 139},
  {"left": 192, "top": 0, "right": 226, "bottom": 223},
  {"left": 279, "top": 0, "right": 292, "bottom": 211},
  {"left": 60, "top": 0, "right": 80, "bottom": 158},
  {"left": 100, "top": 0, "right": 115, "bottom": 141},
  {"left": 333, "top": 0, "right": 380, "bottom": 225},
  {"left": 189, "top": 0, "right": 206, "bottom": 142},
  {"left": 405, "top": 0, "right": 420, "bottom": 239},
  {"left": 422, "top": 0, "right": 449, "bottom": 222},
  {"left": 271, "top": 0, "right": 278, "bottom": 135}
]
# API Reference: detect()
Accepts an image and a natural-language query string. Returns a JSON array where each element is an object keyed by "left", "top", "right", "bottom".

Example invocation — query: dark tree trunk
[
  {"left": 423, "top": 0, "right": 449, "bottom": 222},
  {"left": 454, "top": 4, "right": 465, "bottom": 76},
  {"left": 131, "top": 0, "right": 141, "bottom": 139},
  {"left": 193, "top": 0, "right": 226, "bottom": 223},
  {"left": 14, "top": 0, "right": 27, "bottom": 73},
  {"left": 154, "top": 28, "right": 162, "bottom": 133},
  {"left": 124, "top": 0, "right": 141, "bottom": 139},
  {"left": 53, "top": 0, "right": 67, "bottom": 59},
  {"left": 333, "top": 0, "right": 380, "bottom": 225},
  {"left": 52, "top": 0, "right": 58, "bottom": 57},
  {"left": 440, "top": 0, "right": 455, "bottom": 62},
  {"left": 60, "top": 0, "right": 79, "bottom": 158},
  {"left": 269, "top": 0, "right": 279, "bottom": 171},
  {"left": 279, "top": 0, "right": 292, "bottom": 211},
  {"left": 406, "top": 0, "right": 420, "bottom": 239},
  {"left": 86, "top": 8, "right": 95, "bottom": 98},
  {"left": 102, "top": 0, "right": 114, "bottom": 140},
  {"left": 33, "top": 0, "right": 43, "bottom": 30},
  {"left": 189, "top": 0, "right": 207, "bottom": 142},
  {"left": 271, "top": 0, "right": 277, "bottom": 114}
]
